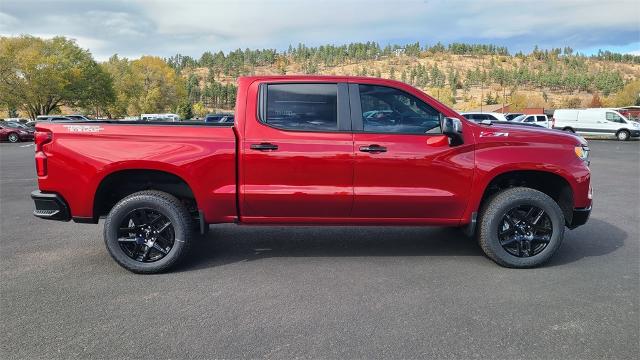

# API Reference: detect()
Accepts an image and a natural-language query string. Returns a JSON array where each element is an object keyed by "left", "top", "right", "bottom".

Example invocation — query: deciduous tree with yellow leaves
[{"left": 0, "top": 35, "right": 115, "bottom": 119}]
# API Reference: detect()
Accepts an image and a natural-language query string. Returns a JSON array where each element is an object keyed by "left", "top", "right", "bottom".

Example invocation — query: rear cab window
[{"left": 262, "top": 83, "right": 338, "bottom": 131}]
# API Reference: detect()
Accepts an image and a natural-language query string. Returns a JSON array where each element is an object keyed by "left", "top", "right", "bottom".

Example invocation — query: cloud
[
  {"left": 0, "top": 12, "right": 20, "bottom": 31},
  {"left": 0, "top": 0, "right": 638, "bottom": 61}
]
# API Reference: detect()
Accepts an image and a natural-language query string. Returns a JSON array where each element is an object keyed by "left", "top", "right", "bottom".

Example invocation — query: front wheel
[
  {"left": 7, "top": 133, "right": 20, "bottom": 143},
  {"left": 478, "top": 187, "right": 565, "bottom": 268},
  {"left": 104, "top": 190, "right": 193, "bottom": 273}
]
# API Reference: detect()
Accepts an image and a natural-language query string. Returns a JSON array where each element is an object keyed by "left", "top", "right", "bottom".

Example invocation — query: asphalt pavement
[{"left": 1, "top": 139, "right": 638, "bottom": 359}]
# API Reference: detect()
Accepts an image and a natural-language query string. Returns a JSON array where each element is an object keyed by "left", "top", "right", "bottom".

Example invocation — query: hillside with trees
[
  {"left": 1, "top": 36, "right": 639, "bottom": 119},
  {"left": 171, "top": 42, "right": 640, "bottom": 114}
]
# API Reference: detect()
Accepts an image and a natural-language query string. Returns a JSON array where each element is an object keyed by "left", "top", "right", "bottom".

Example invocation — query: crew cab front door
[
  {"left": 350, "top": 83, "right": 474, "bottom": 222},
  {"left": 241, "top": 82, "right": 354, "bottom": 220}
]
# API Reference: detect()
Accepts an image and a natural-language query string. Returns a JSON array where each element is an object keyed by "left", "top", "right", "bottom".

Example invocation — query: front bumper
[
  {"left": 31, "top": 191, "right": 70, "bottom": 221},
  {"left": 568, "top": 206, "right": 591, "bottom": 229},
  {"left": 630, "top": 130, "right": 640, "bottom": 138}
]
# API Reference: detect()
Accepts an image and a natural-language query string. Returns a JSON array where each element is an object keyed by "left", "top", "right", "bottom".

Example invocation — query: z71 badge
[
  {"left": 63, "top": 125, "right": 104, "bottom": 133},
  {"left": 479, "top": 131, "right": 509, "bottom": 137}
]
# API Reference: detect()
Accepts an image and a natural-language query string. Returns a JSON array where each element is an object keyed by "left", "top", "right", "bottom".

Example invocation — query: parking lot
[{"left": 0, "top": 140, "right": 638, "bottom": 359}]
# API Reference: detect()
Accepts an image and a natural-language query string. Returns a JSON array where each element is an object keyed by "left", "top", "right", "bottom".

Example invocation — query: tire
[
  {"left": 104, "top": 190, "right": 193, "bottom": 274},
  {"left": 562, "top": 127, "right": 575, "bottom": 133},
  {"left": 478, "top": 187, "right": 565, "bottom": 268},
  {"left": 7, "top": 133, "right": 20, "bottom": 143},
  {"left": 616, "top": 130, "right": 630, "bottom": 141}
]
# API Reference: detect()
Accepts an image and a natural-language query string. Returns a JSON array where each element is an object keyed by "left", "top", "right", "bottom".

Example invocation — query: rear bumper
[
  {"left": 31, "top": 191, "right": 70, "bottom": 221},
  {"left": 568, "top": 206, "right": 591, "bottom": 229}
]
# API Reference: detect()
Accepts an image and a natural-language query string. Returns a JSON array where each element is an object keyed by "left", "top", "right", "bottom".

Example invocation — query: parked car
[
  {"left": 3, "top": 117, "right": 30, "bottom": 123},
  {"left": 32, "top": 76, "right": 591, "bottom": 273},
  {"left": 3, "top": 120, "right": 35, "bottom": 133},
  {"left": 141, "top": 113, "right": 180, "bottom": 121},
  {"left": 36, "top": 115, "right": 74, "bottom": 122},
  {"left": 553, "top": 108, "right": 640, "bottom": 141},
  {"left": 512, "top": 114, "right": 553, "bottom": 128},
  {"left": 505, "top": 113, "right": 524, "bottom": 121},
  {"left": 204, "top": 113, "right": 234, "bottom": 123},
  {"left": 64, "top": 114, "right": 93, "bottom": 121},
  {"left": 0, "top": 123, "right": 34, "bottom": 142},
  {"left": 460, "top": 112, "right": 509, "bottom": 122}
]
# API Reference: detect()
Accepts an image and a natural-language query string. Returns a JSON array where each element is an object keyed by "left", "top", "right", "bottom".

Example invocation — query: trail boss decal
[{"left": 63, "top": 125, "right": 104, "bottom": 133}]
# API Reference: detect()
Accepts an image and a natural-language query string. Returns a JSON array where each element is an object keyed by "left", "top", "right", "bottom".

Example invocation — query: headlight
[{"left": 574, "top": 145, "right": 590, "bottom": 164}]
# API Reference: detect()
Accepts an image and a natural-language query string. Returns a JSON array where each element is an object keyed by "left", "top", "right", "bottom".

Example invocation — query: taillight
[
  {"left": 35, "top": 151, "right": 47, "bottom": 176},
  {"left": 34, "top": 130, "right": 52, "bottom": 152},
  {"left": 34, "top": 130, "right": 52, "bottom": 177}
]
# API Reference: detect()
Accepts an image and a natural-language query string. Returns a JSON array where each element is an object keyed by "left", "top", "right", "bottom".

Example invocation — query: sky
[{"left": 0, "top": 0, "right": 638, "bottom": 61}]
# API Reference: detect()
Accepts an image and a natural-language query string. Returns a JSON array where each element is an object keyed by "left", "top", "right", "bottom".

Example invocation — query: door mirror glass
[{"left": 440, "top": 117, "right": 463, "bottom": 146}]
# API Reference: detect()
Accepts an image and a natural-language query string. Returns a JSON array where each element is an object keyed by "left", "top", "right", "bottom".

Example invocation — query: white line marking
[{"left": 19, "top": 143, "right": 34, "bottom": 148}]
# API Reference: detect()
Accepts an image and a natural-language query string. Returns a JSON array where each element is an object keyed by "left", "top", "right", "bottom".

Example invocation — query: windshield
[{"left": 511, "top": 115, "right": 526, "bottom": 122}]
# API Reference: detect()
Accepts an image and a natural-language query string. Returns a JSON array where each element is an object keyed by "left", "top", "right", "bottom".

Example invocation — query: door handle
[
  {"left": 250, "top": 143, "right": 278, "bottom": 151},
  {"left": 359, "top": 144, "right": 387, "bottom": 153}
]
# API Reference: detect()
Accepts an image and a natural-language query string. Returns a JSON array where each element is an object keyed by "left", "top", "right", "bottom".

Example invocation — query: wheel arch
[
  {"left": 473, "top": 169, "right": 575, "bottom": 227},
  {"left": 92, "top": 168, "right": 200, "bottom": 223}
]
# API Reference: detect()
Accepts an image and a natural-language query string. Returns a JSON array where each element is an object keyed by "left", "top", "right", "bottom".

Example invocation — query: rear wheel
[
  {"left": 478, "top": 187, "right": 565, "bottom": 268},
  {"left": 7, "top": 133, "right": 20, "bottom": 143},
  {"left": 104, "top": 190, "right": 193, "bottom": 273},
  {"left": 616, "top": 130, "right": 630, "bottom": 141}
]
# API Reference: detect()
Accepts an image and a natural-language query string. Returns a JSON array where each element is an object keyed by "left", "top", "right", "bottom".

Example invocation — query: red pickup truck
[{"left": 32, "top": 76, "right": 592, "bottom": 273}]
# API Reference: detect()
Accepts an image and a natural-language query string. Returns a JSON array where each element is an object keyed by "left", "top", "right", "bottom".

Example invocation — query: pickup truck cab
[{"left": 32, "top": 76, "right": 592, "bottom": 273}]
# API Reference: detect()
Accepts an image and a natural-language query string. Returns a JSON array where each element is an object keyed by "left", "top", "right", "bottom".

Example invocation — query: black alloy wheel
[
  {"left": 477, "top": 187, "right": 565, "bottom": 268},
  {"left": 117, "top": 208, "right": 175, "bottom": 263},
  {"left": 498, "top": 205, "right": 552, "bottom": 258},
  {"left": 104, "top": 190, "right": 193, "bottom": 273}
]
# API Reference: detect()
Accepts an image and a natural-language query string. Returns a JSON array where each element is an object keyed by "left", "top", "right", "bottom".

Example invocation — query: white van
[
  {"left": 553, "top": 108, "right": 640, "bottom": 141},
  {"left": 141, "top": 113, "right": 180, "bottom": 122}
]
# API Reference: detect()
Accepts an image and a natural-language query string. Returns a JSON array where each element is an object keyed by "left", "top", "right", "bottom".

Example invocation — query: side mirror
[{"left": 441, "top": 117, "right": 464, "bottom": 146}]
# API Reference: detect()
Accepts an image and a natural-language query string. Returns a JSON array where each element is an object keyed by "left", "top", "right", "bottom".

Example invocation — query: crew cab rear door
[
  {"left": 241, "top": 82, "right": 354, "bottom": 220},
  {"left": 349, "top": 83, "right": 474, "bottom": 222}
]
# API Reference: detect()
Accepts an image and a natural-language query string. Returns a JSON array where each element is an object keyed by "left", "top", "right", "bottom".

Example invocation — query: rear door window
[
  {"left": 536, "top": 116, "right": 547, "bottom": 122},
  {"left": 264, "top": 83, "right": 337, "bottom": 131}
]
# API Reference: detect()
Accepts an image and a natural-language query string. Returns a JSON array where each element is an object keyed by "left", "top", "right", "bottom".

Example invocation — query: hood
[{"left": 474, "top": 121, "right": 586, "bottom": 145}]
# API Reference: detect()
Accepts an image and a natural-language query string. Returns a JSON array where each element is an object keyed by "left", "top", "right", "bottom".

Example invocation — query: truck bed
[{"left": 35, "top": 121, "right": 238, "bottom": 223}]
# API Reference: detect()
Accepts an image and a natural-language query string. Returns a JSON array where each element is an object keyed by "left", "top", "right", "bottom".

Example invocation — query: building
[{"left": 617, "top": 106, "right": 640, "bottom": 120}]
